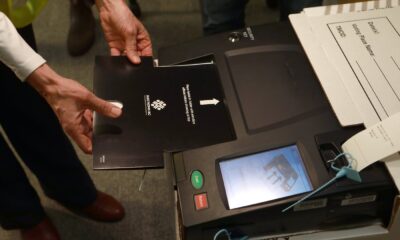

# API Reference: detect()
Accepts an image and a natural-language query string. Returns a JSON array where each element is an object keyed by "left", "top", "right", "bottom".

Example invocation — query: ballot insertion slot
[{"left": 315, "top": 126, "right": 364, "bottom": 171}]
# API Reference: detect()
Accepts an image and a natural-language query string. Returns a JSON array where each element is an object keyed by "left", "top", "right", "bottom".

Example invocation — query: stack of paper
[{"left": 289, "top": 0, "right": 400, "bottom": 187}]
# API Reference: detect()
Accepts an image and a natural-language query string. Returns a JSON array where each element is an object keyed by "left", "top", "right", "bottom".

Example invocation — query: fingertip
[
  {"left": 110, "top": 48, "right": 121, "bottom": 56},
  {"left": 128, "top": 53, "right": 141, "bottom": 64},
  {"left": 82, "top": 145, "right": 92, "bottom": 154},
  {"left": 134, "top": 55, "right": 141, "bottom": 63},
  {"left": 86, "top": 146, "right": 93, "bottom": 154},
  {"left": 73, "top": 134, "right": 92, "bottom": 154},
  {"left": 109, "top": 101, "right": 123, "bottom": 109},
  {"left": 84, "top": 137, "right": 93, "bottom": 154},
  {"left": 110, "top": 106, "right": 122, "bottom": 118}
]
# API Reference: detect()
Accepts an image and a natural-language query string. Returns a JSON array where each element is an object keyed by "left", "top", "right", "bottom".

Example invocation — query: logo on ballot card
[
  {"left": 151, "top": 99, "right": 167, "bottom": 110},
  {"left": 144, "top": 95, "right": 167, "bottom": 116}
]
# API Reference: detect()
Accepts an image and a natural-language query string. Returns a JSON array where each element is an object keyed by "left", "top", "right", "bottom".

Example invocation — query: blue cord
[
  {"left": 214, "top": 229, "right": 231, "bottom": 240},
  {"left": 213, "top": 229, "right": 249, "bottom": 240},
  {"left": 328, "top": 152, "right": 354, "bottom": 171},
  {"left": 282, "top": 152, "right": 361, "bottom": 212}
]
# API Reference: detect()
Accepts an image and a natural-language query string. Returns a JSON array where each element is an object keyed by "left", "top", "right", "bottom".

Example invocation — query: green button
[{"left": 191, "top": 170, "right": 204, "bottom": 189}]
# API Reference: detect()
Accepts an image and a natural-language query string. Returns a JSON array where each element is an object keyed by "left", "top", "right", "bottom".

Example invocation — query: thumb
[
  {"left": 125, "top": 31, "right": 141, "bottom": 64},
  {"left": 86, "top": 93, "right": 122, "bottom": 118}
]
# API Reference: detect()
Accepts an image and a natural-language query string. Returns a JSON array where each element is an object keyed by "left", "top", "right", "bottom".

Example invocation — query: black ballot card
[{"left": 93, "top": 56, "right": 236, "bottom": 169}]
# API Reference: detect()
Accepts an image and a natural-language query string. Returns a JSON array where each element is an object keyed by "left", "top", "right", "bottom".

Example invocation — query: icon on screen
[{"left": 264, "top": 154, "right": 299, "bottom": 192}]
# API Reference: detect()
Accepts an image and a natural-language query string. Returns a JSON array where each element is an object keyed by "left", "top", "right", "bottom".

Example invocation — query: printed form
[
  {"left": 290, "top": 2, "right": 400, "bottom": 188},
  {"left": 308, "top": 7, "right": 400, "bottom": 126}
]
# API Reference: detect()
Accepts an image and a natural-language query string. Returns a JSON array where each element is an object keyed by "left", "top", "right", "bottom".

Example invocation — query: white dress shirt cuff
[{"left": 0, "top": 12, "right": 46, "bottom": 81}]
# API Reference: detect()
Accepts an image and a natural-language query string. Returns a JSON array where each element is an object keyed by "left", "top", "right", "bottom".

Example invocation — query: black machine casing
[{"left": 159, "top": 23, "right": 397, "bottom": 239}]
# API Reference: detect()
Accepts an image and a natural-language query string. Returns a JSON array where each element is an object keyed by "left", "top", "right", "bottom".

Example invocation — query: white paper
[
  {"left": 304, "top": 0, "right": 400, "bottom": 17},
  {"left": 289, "top": 13, "right": 363, "bottom": 126},
  {"left": 308, "top": 7, "right": 400, "bottom": 126},
  {"left": 290, "top": 0, "right": 400, "bottom": 191},
  {"left": 342, "top": 112, "right": 400, "bottom": 171}
]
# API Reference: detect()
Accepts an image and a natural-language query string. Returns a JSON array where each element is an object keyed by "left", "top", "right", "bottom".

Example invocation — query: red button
[{"left": 194, "top": 193, "right": 209, "bottom": 210}]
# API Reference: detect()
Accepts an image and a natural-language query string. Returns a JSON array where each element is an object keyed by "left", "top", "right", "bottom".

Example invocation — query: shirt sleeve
[{"left": 0, "top": 11, "right": 46, "bottom": 81}]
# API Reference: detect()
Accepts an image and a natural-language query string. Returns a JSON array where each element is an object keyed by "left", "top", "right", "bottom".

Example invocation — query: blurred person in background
[
  {"left": 67, "top": 0, "right": 322, "bottom": 52},
  {"left": 201, "top": 0, "right": 322, "bottom": 35}
]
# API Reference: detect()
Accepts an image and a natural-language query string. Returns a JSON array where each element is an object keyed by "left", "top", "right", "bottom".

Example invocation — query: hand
[
  {"left": 26, "top": 64, "right": 122, "bottom": 154},
  {"left": 96, "top": 0, "right": 152, "bottom": 64}
]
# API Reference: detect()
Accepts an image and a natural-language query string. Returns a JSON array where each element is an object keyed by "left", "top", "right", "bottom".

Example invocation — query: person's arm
[
  {"left": 0, "top": 12, "right": 121, "bottom": 154},
  {"left": 94, "top": 0, "right": 153, "bottom": 64}
]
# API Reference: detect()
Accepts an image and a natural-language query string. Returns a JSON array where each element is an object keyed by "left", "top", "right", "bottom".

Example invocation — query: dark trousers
[
  {"left": 201, "top": 0, "right": 323, "bottom": 35},
  {"left": 0, "top": 25, "right": 97, "bottom": 230}
]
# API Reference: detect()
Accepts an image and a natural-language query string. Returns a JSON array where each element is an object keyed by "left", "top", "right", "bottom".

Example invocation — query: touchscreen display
[{"left": 219, "top": 145, "right": 313, "bottom": 209}]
